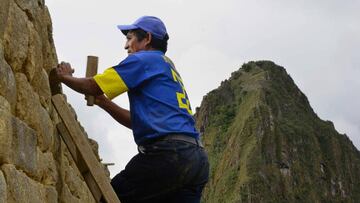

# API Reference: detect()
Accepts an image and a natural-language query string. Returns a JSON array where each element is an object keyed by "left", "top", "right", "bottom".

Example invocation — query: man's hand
[
  {"left": 54, "top": 60, "right": 103, "bottom": 97},
  {"left": 56, "top": 61, "right": 75, "bottom": 81}
]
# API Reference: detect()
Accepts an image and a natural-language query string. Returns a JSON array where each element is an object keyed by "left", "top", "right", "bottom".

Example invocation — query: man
[{"left": 56, "top": 16, "right": 209, "bottom": 202}]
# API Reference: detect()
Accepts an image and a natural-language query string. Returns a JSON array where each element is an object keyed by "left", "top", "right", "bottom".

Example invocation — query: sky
[{"left": 46, "top": 0, "right": 360, "bottom": 177}]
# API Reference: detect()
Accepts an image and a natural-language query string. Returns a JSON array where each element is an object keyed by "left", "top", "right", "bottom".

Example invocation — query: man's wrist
[
  {"left": 58, "top": 74, "right": 72, "bottom": 82},
  {"left": 95, "top": 96, "right": 110, "bottom": 108}
]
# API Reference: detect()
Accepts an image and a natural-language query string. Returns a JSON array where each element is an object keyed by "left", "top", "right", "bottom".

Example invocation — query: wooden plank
[
  {"left": 57, "top": 122, "right": 78, "bottom": 162},
  {"left": 84, "top": 171, "right": 103, "bottom": 202},
  {"left": 56, "top": 122, "right": 88, "bottom": 173},
  {"left": 85, "top": 56, "right": 98, "bottom": 106},
  {"left": 52, "top": 94, "right": 120, "bottom": 203},
  {"left": 57, "top": 122, "right": 101, "bottom": 200}
]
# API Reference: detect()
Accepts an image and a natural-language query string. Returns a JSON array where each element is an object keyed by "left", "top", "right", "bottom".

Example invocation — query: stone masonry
[{"left": 0, "top": 0, "right": 104, "bottom": 202}]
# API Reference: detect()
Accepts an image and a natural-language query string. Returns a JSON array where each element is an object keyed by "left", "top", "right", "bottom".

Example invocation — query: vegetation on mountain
[{"left": 195, "top": 61, "right": 360, "bottom": 202}]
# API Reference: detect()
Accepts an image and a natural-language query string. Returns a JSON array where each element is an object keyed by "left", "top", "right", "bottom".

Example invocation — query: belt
[{"left": 161, "top": 134, "right": 204, "bottom": 148}]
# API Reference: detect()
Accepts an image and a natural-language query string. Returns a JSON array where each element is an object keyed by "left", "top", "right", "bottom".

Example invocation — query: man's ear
[{"left": 145, "top": 32, "right": 152, "bottom": 46}]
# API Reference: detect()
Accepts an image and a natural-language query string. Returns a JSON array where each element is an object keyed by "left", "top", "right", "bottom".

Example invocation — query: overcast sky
[{"left": 46, "top": 0, "right": 360, "bottom": 177}]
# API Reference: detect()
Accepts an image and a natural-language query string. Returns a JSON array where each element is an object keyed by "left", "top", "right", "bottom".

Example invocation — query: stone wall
[{"left": 0, "top": 0, "right": 100, "bottom": 202}]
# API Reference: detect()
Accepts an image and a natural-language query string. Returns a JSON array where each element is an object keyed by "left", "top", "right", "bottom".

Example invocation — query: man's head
[{"left": 117, "top": 16, "right": 169, "bottom": 54}]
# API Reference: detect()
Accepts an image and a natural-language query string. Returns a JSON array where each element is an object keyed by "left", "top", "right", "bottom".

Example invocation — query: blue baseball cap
[{"left": 117, "top": 16, "right": 168, "bottom": 40}]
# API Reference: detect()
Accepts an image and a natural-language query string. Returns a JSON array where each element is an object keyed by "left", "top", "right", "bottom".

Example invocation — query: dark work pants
[{"left": 110, "top": 139, "right": 209, "bottom": 203}]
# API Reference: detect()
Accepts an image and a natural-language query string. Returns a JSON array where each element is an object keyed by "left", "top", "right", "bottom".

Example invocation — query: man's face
[{"left": 124, "top": 31, "right": 148, "bottom": 55}]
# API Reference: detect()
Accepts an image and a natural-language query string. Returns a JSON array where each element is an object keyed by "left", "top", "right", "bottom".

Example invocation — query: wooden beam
[
  {"left": 52, "top": 94, "right": 120, "bottom": 203},
  {"left": 56, "top": 122, "right": 88, "bottom": 173},
  {"left": 85, "top": 56, "right": 98, "bottom": 106}
]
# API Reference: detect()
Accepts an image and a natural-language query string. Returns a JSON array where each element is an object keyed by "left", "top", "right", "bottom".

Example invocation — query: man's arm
[
  {"left": 57, "top": 62, "right": 131, "bottom": 128},
  {"left": 95, "top": 95, "right": 132, "bottom": 129},
  {"left": 56, "top": 62, "right": 103, "bottom": 96}
]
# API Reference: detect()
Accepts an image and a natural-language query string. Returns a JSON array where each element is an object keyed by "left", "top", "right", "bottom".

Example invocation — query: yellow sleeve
[{"left": 93, "top": 67, "right": 129, "bottom": 100}]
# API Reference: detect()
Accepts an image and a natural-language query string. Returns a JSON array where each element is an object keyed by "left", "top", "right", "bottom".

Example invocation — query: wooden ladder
[
  {"left": 49, "top": 56, "right": 120, "bottom": 203},
  {"left": 52, "top": 94, "right": 120, "bottom": 203}
]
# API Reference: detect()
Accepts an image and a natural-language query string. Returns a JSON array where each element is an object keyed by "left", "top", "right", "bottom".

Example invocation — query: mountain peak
[{"left": 196, "top": 61, "right": 360, "bottom": 202}]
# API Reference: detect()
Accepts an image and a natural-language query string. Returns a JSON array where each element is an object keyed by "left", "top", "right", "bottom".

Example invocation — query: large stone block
[
  {"left": 1, "top": 164, "right": 45, "bottom": 203},
  {"left": 11, "top": 116, "right": 38, "bottom": 177},
  {"left": 41, "top": 6, "right": 58, "bottom": 73},
  {"left": 60, "top": 183, "right": 95, "bottom": 203},
  {"left": 0, "top": 170, "right": 7, "bottom": 203},
  {"left": 0, "top": 96, "right": 12, "bottom": 164},
  {"left": 36, "top": 148, "right": 58, "bottom": 186},
  {"left": 3, "top": 0, "right": 44, "bottom": 82},
  {"left": 38, "top": 104, "right": 55, "bottom": 151},
  {"left": 3, "top": 1, "right": 29, "bottom": 74},
  {"left": 31, "top": 68, "right": 51, "bottom": 112},
  {"left": 44, "top": 185, "right": 58, "bottom": 203},
  {"left": 15, "top": 73, "right": 54, "bottom": 151},
  {"left": 61, "top": 184, "right": 81, "bottom": 203},
  {"left": 14, "top": 0, "right": 58, "bottom": 74},
  {"left": 60, "top": 179, "right": 96, "bottom": 203},
  {"left": 25, "top": 21, "right": 43, "bottom": 82},
  {"left": 58, "top": 144, "right": 96, "bottom": 203},
  {"left": 0, "top": 46, "right": 16, "bottom": 113},
  {"left": 0, "top": 93, "right": 11, "bottom": 114},
  {"left": 6, "top": 0, "right": 57, "bottom": 77},
  {"left": 15, "top": 0, "right": 45, "bottom": 35},
  {"left": 61, "top": 148, "right": 84, "bottom": 196},
  {"left": 14, "top": 0, "right": 41, "bottom": 21},
  {"left": 14, "top": 72, "right": 39, "bottom": 125}
]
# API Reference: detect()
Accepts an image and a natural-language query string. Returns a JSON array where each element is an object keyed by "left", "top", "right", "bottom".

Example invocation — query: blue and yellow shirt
[{"left": 93, "top": 50, "right": 199, "bottom": 144}]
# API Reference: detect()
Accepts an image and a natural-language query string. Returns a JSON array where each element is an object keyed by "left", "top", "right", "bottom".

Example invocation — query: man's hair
[{"left": 130, "top": 29, "right": 169, "bottom": 53}]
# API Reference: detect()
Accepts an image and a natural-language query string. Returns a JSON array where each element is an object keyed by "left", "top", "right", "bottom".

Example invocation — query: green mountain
[{"left": 195, "top": 61, "right": 360, "bottom": 202}]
